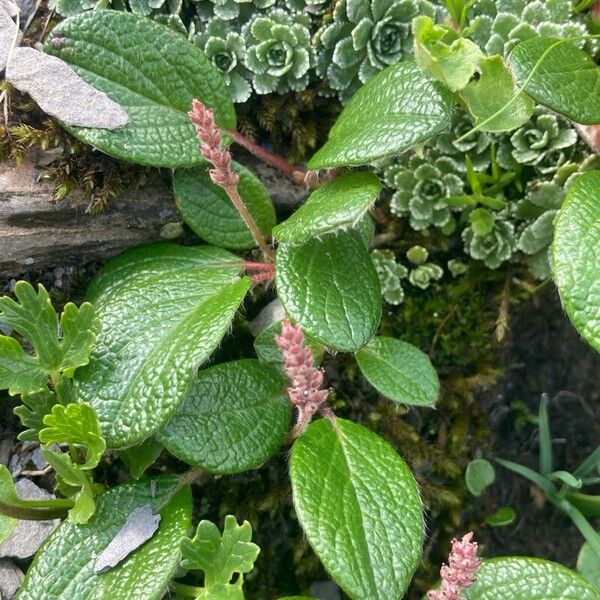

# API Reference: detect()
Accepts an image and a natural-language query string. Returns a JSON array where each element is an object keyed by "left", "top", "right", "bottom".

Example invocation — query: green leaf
[
  {"left": 17, "top": 477, "right": 192, "bottom": 600},
  {"left": 470, "top": 207, "right": 495, "bottom": 236},
  {"left": 465, "top": 458, "right": 496, "bottom": 496},
  {"left": 40, "top": 403, "right": 106, "bottom": 469},
  {"left": 308, "top": 61, "right": 454, "bottom": 169},
  {"left": 13, "top": 390, "right": 57, "bottom": 441},
  {"left": 276, "top": 231, "right": 381, "bottom": 352},
  {"left": 76, "top": 243, "right": 250, "bottom": 448},
  {"left": 552, "top": 171, "right": 600, "bottom": 352},
  {"left": 119, "top": 437, "right": 164, "bottom": 479},
  {"left": 272, "top": 173, "right": 381, "bottom": 243},
  {"left": 485, "top": 506, "right": 517, "bottom": 527},
  {"left": 44, "top": 10, "right": 235, "bottom": 167},
  {"left": 566, "top": 492, "right": 600, "bottom": 518},
  {"left": 254, "top": 320, "right": 324, "bottom": 367},
  {"left": 173, "top": 164, "right": 276, "bottom": 249},
  {"left": 577, "top": 540, "right": 600, "bottom": 589},
  {"left": 159, "top": 359, "right": 290, "bottom": 474},
  {"left": 290, "top": 418, "right": 423, "bottom": 600},
  {"left": 461, "top": 557, "right": 600, "bottom": 599},
  {"left": 181, "top": 515, "right": 259, "bottom": 595},
  {"left": 460, "top": 56, "right": 535, "bottom": 132},
  {"left": 41, "top": 447, "right": 97, "bottom": 524},
  {"left": 413, "top": 16, "right": 483, "bottom": 92},
  {"left": 0, "top": 468, "right": 17, "bottom": 543},
  {"left": 354, "top": 336, "right": 439, "bottom": 406},
  {"left": 0, "top": 282, "right": 100, "bottom": 394},
  {"left": 509, "top": 38, "right": 600, "bottom": 124}
]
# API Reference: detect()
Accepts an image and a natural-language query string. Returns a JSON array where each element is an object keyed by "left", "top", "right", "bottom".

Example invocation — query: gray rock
[
  {"left": 249, "top": 298, "right": 285, "bottom": 337},
  {"left": 309, "top": 581, "right": 341, "bottom": 600},
  {"left": 0, "top": 479, "right": 60, "bottom": 559},
  {"left": 0, "top": 559, "right": 24, "bottom": 600}
]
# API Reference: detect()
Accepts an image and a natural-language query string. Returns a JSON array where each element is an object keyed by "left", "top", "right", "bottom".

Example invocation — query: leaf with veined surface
[
  {"left": 43, "top": 10, "right": 235, "bottom": 167},
  {"left": 308, "top": 61, "right": 454, "bottom": 169},
  {"left": 291, "top": 418, "right": 423, "bottom": 600}
]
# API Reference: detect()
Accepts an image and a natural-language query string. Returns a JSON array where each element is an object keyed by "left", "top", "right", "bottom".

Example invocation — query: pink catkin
[
  {"left": 275, "top": 319, "right": 331, "bottom": 436},
  {"left": 188, "top": 99, "right": 238, "bottom": 188},
  {"left": 427, "top": 532, "right": 481, "bottom": 600}
]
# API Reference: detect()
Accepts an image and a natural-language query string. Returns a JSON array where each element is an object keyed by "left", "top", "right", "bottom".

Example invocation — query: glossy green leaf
[
  {"left": 461, "top": 56, "right": 535, "bottom": 132},
  {"left": 509, "top": 38, "right": 600, "bottom": 124},
  {"left": 465, "top": 458, "right": 496, "bottom": 496},
  {"left": 308, "top": 61, "right": 454, "bottom": 169},
  {"left": 413, "top": 16, "right": 483, "bottom": 92},
  {"left": 180, "top": 515, "right": 259, "bottom": 596},
  {"left": 552, "top": 171, "right": 600, "bottom": 352},
  {"left": 44, "top": 11, "right": 235, "bottom": 167},
  {"left": 272, "top": 173, "right": 381, "bottom": 243},
  {"left": 355, "top": 336, "right": 439, "bottom": 406},
  {"left": 461, "top": 557, "right": 600, "bottom": 599},
  {"left": 0, "top": 282, "right": 100, "bottom": 395},
  {"left": 290, "top": 418, "right": 423, "bottom": 600},
  {"left": 40, "top": 403, "right": 106, "bottom": 469},
  {"left": 119, "top": 437, "right": 164, "bottom": 479},
  {"left": 577, "top": 540, "right": 600, "bottom": 589},
  {"left": 17, "top": 477, "right": 192, "bottom": 600},
  {"left": 566, "top": 492, "right": 600, "bottom": 518},
  {"left": 76, "top": 243, "right": 250, "bottom": 448},
  {"left": 485, "top": 506, "right": 517, "bottom": 527},
  {"left": 254, "top": 320, "right": 324, "bottom": 367},
  {"left": 276, "top": 231, "right": 381, "bottom": 352},
  {"left": 173, "top": 164, "right": 276, "bottom": 249},
  {"left": 160, "top": 359, "right": 290, "bottom": 474}
]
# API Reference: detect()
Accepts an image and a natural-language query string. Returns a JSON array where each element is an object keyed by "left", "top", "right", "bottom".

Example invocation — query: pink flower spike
[
  {"left": 427, "top": 532, "right": 481, "bottom": 600},
  {"left": 275, "top": 319, "right": 331, "bottom": 437}
]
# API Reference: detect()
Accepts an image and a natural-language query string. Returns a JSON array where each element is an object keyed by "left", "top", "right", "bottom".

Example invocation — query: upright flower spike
[
  {"left": 428, "top": 532, "right": 481, "bottom": 600},
  {"left": 275, "top": 319, "right": 332, "bottom": 437},
  {"left": 188, "top": 99, "right": 274, "bottom": 260}
]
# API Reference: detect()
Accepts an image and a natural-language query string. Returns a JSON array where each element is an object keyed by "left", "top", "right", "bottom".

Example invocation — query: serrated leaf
[
  {"left": 465, "top": 458, "right": 496, "bottom": 496},
  {"left": 181, "top": 515, "right": 259, "bottom": 594},
  {"left": 552, "top": 171, "right": 600, "bottom": 352},
  {"left": 413, "top": 16, "right": 483, "bottom": 92},
  {"left": 17, "top": 477, "right": 192, "bottom": 600},
  {"left": 0, "top": 282, "right": 100, "bottom": 395},
  {"left": 276, "top": 231, "right": 381, "bottom": 352},
  {"left": 254, "top": 320, "right": 324, "bottom": 367},
  {"left": 40, "top": 403, "right": 106, "bottom": 469},
  {"left": 461, "top": 55, "right": 535, "bottom": 132},
  {"left": 13, "top": 390, "right": 58, "bottom": 441},
  {"left": 173, "top": 163, "right": 276, "bottom": 250},
  {"left": 119, "top": 437, "right": 164, "bottom": 479},
  {"left": 41, "top": 447, "right": 97, "bottom": 524},
  {"left": 308, "top": 61, "right": 454, "bottom": 169},
  {"left": 76, "top": 243, "right": 250, "bottom": 448},
  {"left": 160, "top": 359, "right": 290, "bottom": 474},
  {"left": 290, "top": 418, "right": 423, "bottom": 600},
  {"left": 354, "top": 336, "right": 439, "bottom": 406},
  {"left": 577, "top": 540, "right": 600, "bottom": 589},
  {"left": 460, "top": 557, "right": 600, "bottom": 599},
  {"left": 44, "top": 10, "right": 235, "bottom": 167},
  {"left": 272, "top": 173, "right": 381, "bottom": 243},
  {"left": 509, "top": 38, "right": 600, "bottom": 124}
]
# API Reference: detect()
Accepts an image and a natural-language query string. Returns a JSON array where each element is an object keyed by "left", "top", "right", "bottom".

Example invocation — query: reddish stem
[
  {"left": 251, "top": 271, "right": 275, "bottom": 284},
  {"left": 228, "top": 130, "right": 307, "bottom": 185},
  {"left": 243, "top": 261, "right": 273, "bottom": 271}
]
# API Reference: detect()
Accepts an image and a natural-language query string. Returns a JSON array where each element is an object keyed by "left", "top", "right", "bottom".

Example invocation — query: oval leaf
[
  {"left": 552, "top": 171, "right": 600, "bottom": 352},
  {"left": 173, "top": 163, "right": 276, "bottom": 249},
  {"left": 159, "top": 359, "right": 291, "bottom": 474},
  {"left": 308, "top": 61, "right": 454, "bottom": 169},
  {"left": 44, "top": 10, "right": 236, "bottom": 167},
  {"left": 291, "top": 418, "right": 424, "bottom": 600},
  {"left": 17, "top": 477, "right": 192, "bottom": 600},
  {"left": 465, "top": 458, "right": 496, "bottom": 496},
  {"left": 354, "top": 336, "right": 439, "bottom": 406},
  {"left": 276, "top": 231, "right": 381, "bottom": 352},
  {"left": 272, "top": 172, "right": 381, "bottom": 243},
  {"left": 577, "top": 541, "right": 600, "bottom": 589},
  {"left": 76, "top": 244, "right": 250, "bottom": 448},
  {"left": 462, "top": 557, "right": 600, "bottom": 599},
  {"left": 509, "top": 38, "right": 600, "bottom": 124}
]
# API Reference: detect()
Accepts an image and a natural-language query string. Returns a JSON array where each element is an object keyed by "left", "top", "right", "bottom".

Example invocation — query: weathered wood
[
  {"left": 0, "top": 149, "right": 307, "bottom": 278},
  {"left": 0, "top": 158, "right": 178, "bottom": 277}
]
